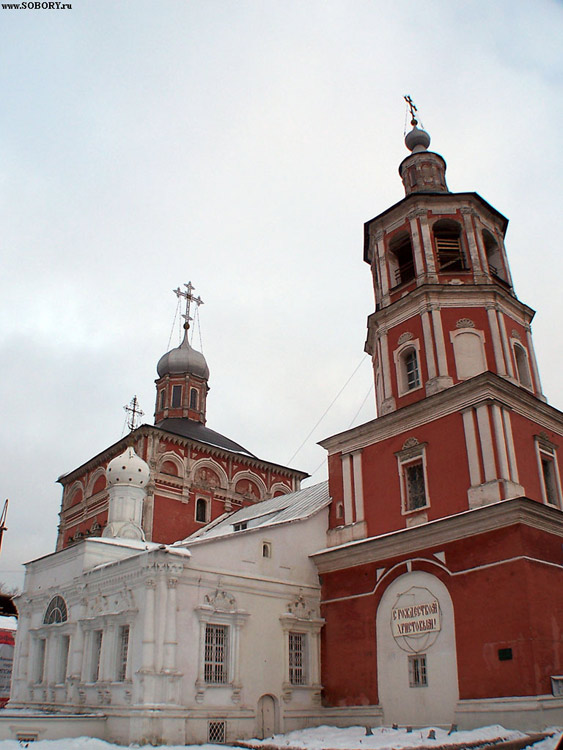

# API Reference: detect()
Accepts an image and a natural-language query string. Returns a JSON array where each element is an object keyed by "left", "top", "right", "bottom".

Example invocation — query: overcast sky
[{"left": 1, "top": 0, "right": 562, "bottom": 589}]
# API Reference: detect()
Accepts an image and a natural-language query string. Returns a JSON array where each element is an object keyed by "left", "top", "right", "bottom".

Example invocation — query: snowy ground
[{"left": 0, "top": 724, "right": 560, "bottom": 750}]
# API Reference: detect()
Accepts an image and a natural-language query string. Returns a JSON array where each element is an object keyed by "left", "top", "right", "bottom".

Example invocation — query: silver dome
[
  {"left": 157, "top": 330, "right": 210, "bottom": 380},
  {"left": 405, "top": 125, "right": 431, "bottom": 153}
]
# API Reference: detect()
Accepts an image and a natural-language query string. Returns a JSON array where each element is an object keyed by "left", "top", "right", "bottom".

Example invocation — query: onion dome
[
  {"left": 157, "top": 325, "right": 210, "bottom": 380},
  {"left": 404, "top": 125, "right": 431, "bottom": 153},
  {"left": 106, "top": 446, "right": 150, "bottom": 488}
]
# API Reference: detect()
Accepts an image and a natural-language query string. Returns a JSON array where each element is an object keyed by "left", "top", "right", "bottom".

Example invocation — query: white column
[
  {"left": 491, "top": 404, "right": 510, "bottom": 480},
  {"left": 476, "top": 405, "right": 496, "bottom": 482},
  {"left": 502, "top": 408, "right": 520, "bottom": 483},
  {"left": 431, "top": 307, "right": 449, "bottom": 377},
  {"left": 375, "top": 232, "right": 390, "bottom": 301},
  {"left": 421, "top": 310, "right": 437, "bottom": 380},
  {"left": 341, "top": 455, "right": 353, "bottom": 525},
  {"left": 380, "top": 331, "right": 393, "bottom": 401},
  {"left": 418, "top": 215, "right": 438, "bottom": 280},
  {"left": 352, "top": 452, "right": 364, "bottom": 522},
  {"left": 487, "top": 307, "right": 506, "bottom": 375},
  {"left": 461, "top": 208, "right": 484, "bottom": 277},
  {"left": 462, "top": 409, "right": 482, "bottom": 486},
  {"left": 162, "top": 578, "right": 178, "bottom": 672},
  {"left": 408, "top": 213, "right": 425, "bottom": 279},
  {"left": 99, "top": 621, "right": 115, "bottom": 682},
  {"left": 526, "top": 327, "right": 544, "bottom": 396},
  {"left": 497, "top": 311, "right": 515, "bottom": 378},
  {"left": 142, "top": 579, "right": 156, "bottom": 671}
]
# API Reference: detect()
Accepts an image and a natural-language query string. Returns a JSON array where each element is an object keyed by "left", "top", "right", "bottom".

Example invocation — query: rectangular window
[
  {"left": 204, "top": 624, "right": 228, "bottom": 684},
  {"left": 408, "top": 654, "right": 427, "bottom": 687},
  {"left": 91, "top": 629, "right": 103, "bottom": 682},
  {"left": 171, "top": 385, "right": 182, "bottom": 408},
  {"left": 288, "top": 631, "right": 306, "bottom": 686},
  {"left": 56, "top": 635, "right": 70, "bottom": 684},
  {"left": 404, "top": 460, "right": 427, "bottom": 510},
  {"left": 35, "top": 639, "right": 46, "bottom": 683},
  {"left": 541, "top": 454, "right": 559, "bottom": 506},
  {"left": 117, "top": 625, "right": 130, "bottom": 682}
]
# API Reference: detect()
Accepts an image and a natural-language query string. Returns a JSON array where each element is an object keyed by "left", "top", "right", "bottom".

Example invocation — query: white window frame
[
  {"left": 449, "top": 328, "right": 487, "bottom": 380},
  {"left": 393, "top": 339, "right": 423, "bottom": 397},
  {"left": 33, "top": 637, "right": 46, "bottom": 684},
  {"left": 396, "top": 441, "right": 430, "bottom": 515},
  {"left": 279, "top": 602, "right": 324, "bottom": 702},
  {"left": 535, "top": 437, "right": 562, "bottom": 509},
  {"left": 195, "top": 592, "right": 249, "bottom": 702},
  {"left": 204, "top": 623, "right": 229, "bottom": 685},
  {"left": 55, "top": 634, "right": 70, "bottom": 685}
]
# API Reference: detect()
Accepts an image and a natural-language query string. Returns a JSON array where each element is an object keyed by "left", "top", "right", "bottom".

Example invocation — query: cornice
[
  {"left": 366, "top": 284, "right": 534, "bottom": 334},
  {"left": 311, "top": 496, "right": 563, "bottom": 573},
  {"left": 319, "top": 372, "right": 563, "bottom": 455}
]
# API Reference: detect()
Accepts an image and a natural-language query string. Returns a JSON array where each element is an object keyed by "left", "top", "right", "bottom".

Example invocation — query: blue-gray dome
[
  {"left": 157, "top": 329, "right": 210, "bottom": 380},
  {"left": 405, "top": 125, "right": 431, "bottom": 153}
]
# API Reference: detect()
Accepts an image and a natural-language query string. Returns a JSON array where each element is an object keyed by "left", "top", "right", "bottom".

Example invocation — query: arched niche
[
  {"left": 376, "top": 569, "right": 459, "bottom": 726},
  {"left": 450, "top": 328, "right": 487, "bottom": 380}
]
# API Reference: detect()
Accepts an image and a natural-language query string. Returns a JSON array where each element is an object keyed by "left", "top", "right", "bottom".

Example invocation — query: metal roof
[{"left": 185, "top": 481, "right": 330, "bottom": 541}]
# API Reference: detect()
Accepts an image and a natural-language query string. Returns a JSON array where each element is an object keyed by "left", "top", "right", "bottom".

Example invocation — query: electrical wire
[{"left": 286, "top": 356, "right": 368, "bottom": 465}]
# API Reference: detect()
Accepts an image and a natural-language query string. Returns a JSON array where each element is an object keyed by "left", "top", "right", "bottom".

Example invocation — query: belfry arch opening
[
  {"left": 433, "top": 219, "right": 466, "bottom": 272},
  {"left": 389, "top": 231, "right": 416, "bottom": 287},
  {"left": 482, "top": 229, "right": 507, "bottom": 282}
]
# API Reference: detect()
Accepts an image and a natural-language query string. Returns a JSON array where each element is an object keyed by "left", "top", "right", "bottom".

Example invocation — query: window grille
[
  {"left": 117, "top": 625, "right": 130, "bottom": 681},
  {"left": 208, "top": 720, "right": 226, "bottom": 743},
  {"left": 408, "top": 654, "right": 427, "bottom": 687},
  {"left": 405, "top": 461, "right": 427, "bottom": 510},
  {"left": 204, "top": 624, "right": 228, "bottom": 684},
  {"left": 91, "top": 629, "right": 103, "bottom": 682},
  {"left": 288, "top": 631, "right": 306, "bottom": 685},
  {"left": 404, "top": 350, "right": 420, "bottom": 390},
  {"left": 43, "top": 595, "right": 68, "bottom": 624}
]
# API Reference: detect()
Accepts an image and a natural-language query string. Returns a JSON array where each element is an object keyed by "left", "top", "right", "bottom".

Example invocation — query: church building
[{"left": 3, "top": 115, "right": 562, "bottom": 744}]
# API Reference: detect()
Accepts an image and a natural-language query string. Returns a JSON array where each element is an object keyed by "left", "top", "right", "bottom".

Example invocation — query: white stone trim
[
  {"left": 497, "top": 312, "right": 515, "bottom": 378},
  {"left": 501, "top": 408, "right": 520, "bottom": 484},
  {"left": 190, "top": 457, "right": 229, "bottom": 489},
  {"left": 535, "top": 437, "right": 563, "bottom": 509},
  {"left": 431, "top": 308, "right": 449, "bottom": 377},
  {"left": 341, "top": 455, "right": 353, "bottom": 525},
  {"left": 475, "top": 405, "right": 496, "bottom": 482},
  {"left": 487, "top": 307, "right": 506, "bottom": 375},
  {"left": 462, "top": 409, "right": 482, "bottom": 486},
  {"left": 157, "top": 451, "right": 185, "bottom": 478},
  {"left": 421, "top": 311, "right": 437, "bottom": 380},
  {"left": 449, "top": 327, "right": 487, "bottom": 380},
  {"left": 352, "top": 452, "right": 365, "bottom": 523}
]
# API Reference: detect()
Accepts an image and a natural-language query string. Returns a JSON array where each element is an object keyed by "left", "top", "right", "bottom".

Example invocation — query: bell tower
[{"left": 364, "top": 102, "right": 544, "bottom": 417}]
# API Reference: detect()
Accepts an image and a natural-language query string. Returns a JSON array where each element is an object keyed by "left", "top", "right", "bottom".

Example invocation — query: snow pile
[
  {"left": 0, "top": 724, "right": 558, "bottom": 750},
  {"left": 243, "top": 723, "right": 527, "bottom": 750}
]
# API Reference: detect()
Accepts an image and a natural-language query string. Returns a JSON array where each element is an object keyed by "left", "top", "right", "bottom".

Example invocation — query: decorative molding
[
  {"left": 402, "top": 437, "right": 420, "bottom": 450},
  {"left": 456, "top": 318, "right": 475, "bottom": 329},
  {"left": 398, "top": 331, "right": 414, "bottom": 345},
  {"left": 203, "top": 589, "right": 237, "bottom": 612}
]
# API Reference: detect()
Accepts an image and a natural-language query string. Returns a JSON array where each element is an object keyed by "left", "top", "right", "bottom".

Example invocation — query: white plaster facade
[{"left": 6, "top": 482, "right": 330, "bottom": 746}]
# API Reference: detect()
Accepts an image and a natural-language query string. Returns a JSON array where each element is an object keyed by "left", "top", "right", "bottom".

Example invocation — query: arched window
[
  {"left": 44, "top": 595, "right": 68, "bottom": 625},
  {"left": 262, "top": 541, "right": 272, "bottom": 558},
  {"left": 482, "top": 229, "right": 507, "bottom": 282},
  {"left": 196, "top": 497, "right": 209, "bottom": 523},
  {"left": 433, "top": 219, "right": 466, "bottom": 272},
  {"left": 335, "top": 502, "right": 344, "bottom": 520},
  {"left": 513, "top": 342, "right": 532, "bottom": 388},
  {"left": 190, "top": 387, "right": 198, "bottom": 409},
  {"left": 389, "top": 232, "right": 415, "bottom": 287}
]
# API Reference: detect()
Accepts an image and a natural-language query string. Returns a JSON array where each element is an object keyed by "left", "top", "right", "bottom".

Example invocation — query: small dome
[
  {"left": 405, "top": 125, "right": 431, "bottom": 153},
  {"left": 106, "top": 446, "right": 150, "bottom": 488},
  {"left": 157, "top": 329, "right": 210, "bottom": 380}
]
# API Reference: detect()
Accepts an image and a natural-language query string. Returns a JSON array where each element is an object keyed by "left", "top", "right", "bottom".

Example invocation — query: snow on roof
[{"left": 184, "top": 481, "right": 330, "bottom": 542}]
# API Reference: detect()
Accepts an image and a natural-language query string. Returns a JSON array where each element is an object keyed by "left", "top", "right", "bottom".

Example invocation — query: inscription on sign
[{"left": 391, "top": 600, "right": 440, "bottom": 637}]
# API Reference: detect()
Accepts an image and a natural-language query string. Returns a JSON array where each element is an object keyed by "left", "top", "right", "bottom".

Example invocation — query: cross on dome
[{"left": 173, "top": 282, "right": 204, "bottom": 330}]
